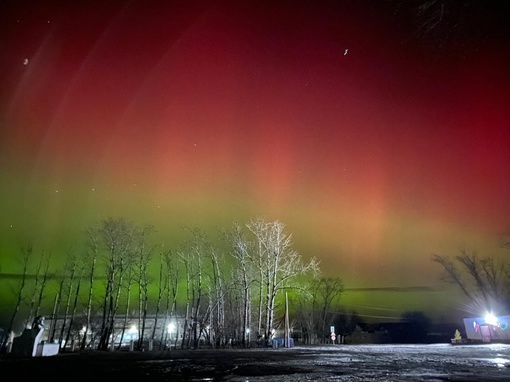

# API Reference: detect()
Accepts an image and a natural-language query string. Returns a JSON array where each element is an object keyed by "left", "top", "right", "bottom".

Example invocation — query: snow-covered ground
[
  {"left": 2, "top": 343, "right": 510, "bottom": 381},
  {"left": 135, "top": 343, "right": 510, "bottom": 381},
  {"left": 274, "top": 343, "right": 510, "bottom": 381}
]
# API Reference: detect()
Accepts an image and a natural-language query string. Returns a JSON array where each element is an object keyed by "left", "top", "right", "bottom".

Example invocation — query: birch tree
[
  {"left": 80, "top": 226, "right": 99, "bottom": 350},
  {"left": 225, "top": 222, "right": 254, "bottom": 347},
  {"left": 151, "top": 248, "right": 166, "bottom": 345},
  {"left": 96, "top": 217, "right": 136, "bottom": 350},
  {"left": 64, "top": 262, "right": 84, "bottom": 351},
  {"left": 159, "top": 248, "right": 179, "bottom": 348},
  {"left": 135, "top": 225, "right": 154, "bottom": 350},
  {"left": 247, "top": 217, "right": 320, "bottom": 343},
  {"left": 205, "top": 244, "right": 229, "bottom": 348},
  {"left": 177, "top": 227, "right": 209, "bottom": 349},
  {"left": 26, "top": 250, "right": 51, "bottom": 326},
  {"left": 57, "top": 252, "right": 79, "bottom": 350},
  {"left": 118, "top": 260, "right": 136, "bottom": 349}
]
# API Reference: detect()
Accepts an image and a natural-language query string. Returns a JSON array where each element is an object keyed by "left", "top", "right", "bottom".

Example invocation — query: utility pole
[{"left": 285, "top": 292, "right": 290, "bottom": 347}]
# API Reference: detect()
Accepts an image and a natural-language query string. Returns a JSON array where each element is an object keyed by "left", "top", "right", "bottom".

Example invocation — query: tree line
[
  {"left": 4, "top": 216, "right": 505, "bottom": 353},
  {"left": 2, "top": 216, "right": 357, "bottom": 352}
]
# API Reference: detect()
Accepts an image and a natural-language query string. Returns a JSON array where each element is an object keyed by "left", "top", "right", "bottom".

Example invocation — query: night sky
[{"left": 1, "top": 0, "right": 509, "bottom": 325}]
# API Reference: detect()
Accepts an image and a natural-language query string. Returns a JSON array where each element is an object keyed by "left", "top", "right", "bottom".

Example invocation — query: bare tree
[
  {"left": 179, "top": 246, "right": 192, "bottom": 349},
  {"left": 225, "top": 222, "right": 254, "bottom": 347},
  {"left": 180, "top": 241, "right": 229, "bottom": 350},
  {"left": 135, "top": 225, "right": 154, "bottom": 350},
  {"left": 49, "top": 255, "right": 71, "bottom": 344},
  {"left": 431, "top": 249, "right": 510, "bottom": 314},
  {"left": 33, "top": 252, "right": 51, "bottom": 318},
  {"left": 294, "top": 291, "right": 315, "bottom": 344},
  {"left": 392, "top": 0, "right": 510, "bottom": 52},
  {"left": 96, "top": 217, "right": 136, "bottom": 350},
  {"left": 315, "top": 277, "right": 344, "bottom": 342},
  {"left": 176, "top": 227, "right": 228, "bottom": 349},
  {"left": 151, "top": 247, "right": 165, "bottom": 345},
  {"left": 177, "top": 227, "right": 209, "bottom": 349},
  {"left": 80, "top": 226, "right": 99, "bottom": 350},
  {"left": 1, "top": 242, "right": 32, "bottom": 351},
  {"left": 64, "top": 261, "right": 85, "bottom": 351},
  {"left": 247, "top": 217, "right": 320, "bottom": 343},
  {"left": 57, "top": 252, "right": 79, "bottom": 350},
  {"left": 27, "top": 250, "right": 52, "bottom": 326},
  {"left": 295, "top": 277, "right": 344, "bottom": 344},
  {"left": 202, "top": 243, "right": 228, "bottom": 348},
  {"left": 117, "top": 261, "right": 136, "bottom": 350},
  {"left": 159, "top": 248, "right": 179, "bottom": 348}
]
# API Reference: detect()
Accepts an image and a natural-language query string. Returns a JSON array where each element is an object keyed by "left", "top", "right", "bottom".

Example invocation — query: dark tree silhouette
[
  {"left": 392, "top": 0, "right": 510, "bottom": 53},
  {"left": 432, "top": 249, "right": 510, "bottom": 314},
  {"left": 400, "top": 310, "right": 431, "bottom": 343}
]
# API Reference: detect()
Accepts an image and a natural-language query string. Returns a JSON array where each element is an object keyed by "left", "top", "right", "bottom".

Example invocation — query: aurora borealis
[{"left": 1, "top": 1, "right": 509, "bottom": 326}]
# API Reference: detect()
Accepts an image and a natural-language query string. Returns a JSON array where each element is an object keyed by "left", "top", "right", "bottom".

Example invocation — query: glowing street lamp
[{"left": 167, "top": 322, "right": 176, "bottom": 343}]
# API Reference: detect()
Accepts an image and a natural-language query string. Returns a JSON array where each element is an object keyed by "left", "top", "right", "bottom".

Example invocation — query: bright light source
[
  {"left": 129, "top": 324, "right": 137, "bottom": 334},
  {"left": 485, "top": 312, "right": 498, "bottom": 326},
  {"left": 167, "top": 323, "right": 175, "bottom": 333}
]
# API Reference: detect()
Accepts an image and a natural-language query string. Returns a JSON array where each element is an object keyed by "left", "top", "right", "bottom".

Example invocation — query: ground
[{"left": 1, "top": 343, "right": 510, "bottom": 381}]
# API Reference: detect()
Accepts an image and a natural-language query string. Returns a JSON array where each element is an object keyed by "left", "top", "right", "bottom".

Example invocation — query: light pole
[{"left": 167, "top": 322, "right": 175, "bottom": 349}]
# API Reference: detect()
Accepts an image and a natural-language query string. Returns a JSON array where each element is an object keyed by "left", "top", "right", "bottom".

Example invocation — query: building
[{"left": 462, "top": 314, "right": 510, "bottom": 343}]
